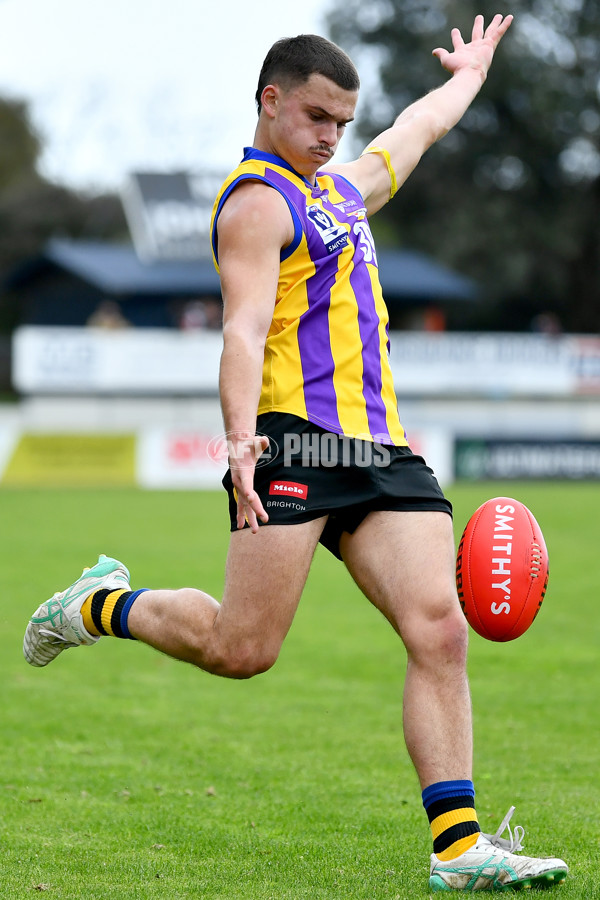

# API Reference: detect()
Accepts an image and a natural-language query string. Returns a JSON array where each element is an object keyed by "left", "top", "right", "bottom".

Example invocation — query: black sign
[
  {"left": 455, "top": 438, "right": 600, "bottom": 480},
  {"left": 121, "top": 171, "right": 225, "bottom": 262}
]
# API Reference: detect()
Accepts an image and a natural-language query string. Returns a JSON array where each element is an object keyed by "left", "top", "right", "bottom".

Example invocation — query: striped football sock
[
  {"left": 422, "top": 780, "right": 480, "bottom": 860},
  {"left": 81, "top": 588, "right": 147, "bottom": 639}
]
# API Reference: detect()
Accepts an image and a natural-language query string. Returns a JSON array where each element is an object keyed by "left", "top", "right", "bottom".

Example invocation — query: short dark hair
[{"left": 255, "top": 34, "right": 360, "bottom": 114}]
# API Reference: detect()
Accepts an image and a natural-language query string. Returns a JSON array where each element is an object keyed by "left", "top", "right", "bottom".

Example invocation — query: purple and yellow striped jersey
[{"left": 211, "top": 147, "right": 407, "bottom": 446}]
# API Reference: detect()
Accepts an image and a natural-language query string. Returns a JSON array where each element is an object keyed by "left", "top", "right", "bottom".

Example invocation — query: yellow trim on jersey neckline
[{"left": 361, "top": 146, "right": 398, "bottom": 199}]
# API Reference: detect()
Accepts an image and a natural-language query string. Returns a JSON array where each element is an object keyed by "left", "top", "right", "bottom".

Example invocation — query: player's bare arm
[
  {"left": 328, "top": 13, "right": 513, "bottom": 215},
  {"left": 217, "top": 181, "right": 294, "bottom": 532}
]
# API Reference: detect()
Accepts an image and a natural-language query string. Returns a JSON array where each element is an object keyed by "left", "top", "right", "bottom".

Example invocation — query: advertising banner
[
  {"left": 388, "top": 333, "right": 573, "bottom": 396},
  {"left": 455, "top": 438, "right": 600, "bottom": 480},
  {"left": 13, "top": 327, "right": 223, "bottom": 394},
  {"left": 137, "top": 428, "right": 228, "bottom": 489},
  {"left": 2, "top": 434, "right": 136, "bottom": 486},
  {"left": 14, "top": 329, "right": 600, "bottom": 398}
]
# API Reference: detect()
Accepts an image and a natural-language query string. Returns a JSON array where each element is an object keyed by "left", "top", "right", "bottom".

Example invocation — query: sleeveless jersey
[{"left": 211, "top": 147, "right": 407, "bottom": 446}]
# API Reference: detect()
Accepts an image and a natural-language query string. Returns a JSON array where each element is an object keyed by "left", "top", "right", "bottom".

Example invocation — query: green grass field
[{"left": 1, "top": 483, "right": 598, "bottom": 899}]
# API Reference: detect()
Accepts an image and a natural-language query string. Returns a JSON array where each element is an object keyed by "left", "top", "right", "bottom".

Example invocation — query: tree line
[
  {"left": 2, "top": 0, "right": 599, "bottom": 334},
  {"left": 327, "top": 0, "right": 600, "bottom": 331},
  {"left": 0, "top": 98, "right": 125, "bottom": 333}
]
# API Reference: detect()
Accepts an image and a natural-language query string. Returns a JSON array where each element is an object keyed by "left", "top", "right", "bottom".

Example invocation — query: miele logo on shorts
[{"left": 269, "top": 481, "right": 309, "bottom": 500}]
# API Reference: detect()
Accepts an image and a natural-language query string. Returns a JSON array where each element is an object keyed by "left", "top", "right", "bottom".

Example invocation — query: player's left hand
[
  {"left": 228, "top": 433, "right": 270, "bottom": 533},
  {"left": 432, "top": 14, "right": 513, "bottom": 81}
]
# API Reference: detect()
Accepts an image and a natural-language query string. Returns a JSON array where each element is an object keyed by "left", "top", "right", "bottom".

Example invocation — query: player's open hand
[
  {"left": 432, "top": 14, "right": 513, "bottom": 81},
  {"left": 228, "top": 433, "right": 270, "bottom": 532}
]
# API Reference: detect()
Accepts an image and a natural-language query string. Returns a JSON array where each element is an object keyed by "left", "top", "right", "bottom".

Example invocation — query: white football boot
[
  {"left": 24, "top": 554, "right": 131, "bottom": 667},
  {"left": 429, "top": 806, "right": 568, "bottom": 891}
]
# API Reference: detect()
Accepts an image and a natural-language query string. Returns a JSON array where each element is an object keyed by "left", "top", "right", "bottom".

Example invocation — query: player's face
[{"left": 263, "top": 73, "right": 357, "bottom": 180}]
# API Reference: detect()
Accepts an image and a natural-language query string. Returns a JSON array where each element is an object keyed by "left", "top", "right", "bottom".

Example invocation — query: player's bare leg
[
  {"left": 126, "top": 516, "right": 327, "bottom": 677},
  {"left": 339, "top": 510, "right": 472, "bottom": 787},
  {"left": 340, "top": 510, "right": 568, "bottom": 890}
]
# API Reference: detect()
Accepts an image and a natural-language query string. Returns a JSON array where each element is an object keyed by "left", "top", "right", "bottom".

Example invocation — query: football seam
[{"left": 504, "top": 512, "right": 549, "bottom": 640}]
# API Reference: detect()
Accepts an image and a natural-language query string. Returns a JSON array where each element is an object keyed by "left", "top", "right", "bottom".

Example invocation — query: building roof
[
  {"left": 9, "top": 238, "right": 478, "bottom": 303},
  {"left": 45, "top": 238, "right": 221, "bottom": 296},
  {"left": 377, "top": 248, "right": 477, "bottom": 301}
]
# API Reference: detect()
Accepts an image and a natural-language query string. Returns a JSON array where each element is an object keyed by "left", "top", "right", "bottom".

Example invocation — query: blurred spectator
[
  {"left": 423, "top": 306, "right": 446, "bottom": 332},
  {"left": 87, "top": 300, "right": 130, "bottom": 329},
  {"left": 180, "top": 297, "right": 223, "bottom": 330},
  {"left": 531, "top": 312, "right": 562, "bottom": 335}
]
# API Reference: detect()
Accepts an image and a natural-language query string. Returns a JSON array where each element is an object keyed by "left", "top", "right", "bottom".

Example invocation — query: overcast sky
[{"left": 0, "top": 0, "right": 334, "bottom": 192}]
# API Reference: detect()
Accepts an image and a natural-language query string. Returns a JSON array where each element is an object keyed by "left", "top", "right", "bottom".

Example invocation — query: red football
[{"left": 456, "top": 497, "right": 549, "bottom": 641}]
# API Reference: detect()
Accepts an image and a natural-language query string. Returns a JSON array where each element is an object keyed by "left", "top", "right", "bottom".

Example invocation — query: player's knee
[
  {"left": 226, "top": 648, "right": 278, "bottom": 680},
  {"left": 437, "top": 605, "right": 469, "bottom": 663},
  {"left": 205, "top": 641, "right": 280, "bottom": 680},
  {"left": 406, "top": 594, "right": 468, "bottom": 666}
]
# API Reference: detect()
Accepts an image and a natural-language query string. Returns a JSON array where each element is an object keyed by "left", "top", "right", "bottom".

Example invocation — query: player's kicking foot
[
  {"left": 24, "top": 554, "right": 131, "bottom": 667},
  {"left": 429, "top": 807, "right": 568, "bottom": 891}
]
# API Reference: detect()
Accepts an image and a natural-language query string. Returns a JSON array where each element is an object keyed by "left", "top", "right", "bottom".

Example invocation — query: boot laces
[
  {"left": 38, "top": 628, "right": 79, "bottom": 649},
  {"left": 482, "top": 806, "right": 525, "bottom": 853}
]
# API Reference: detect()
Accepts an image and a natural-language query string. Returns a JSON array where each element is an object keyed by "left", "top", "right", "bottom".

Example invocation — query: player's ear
[{"left": 261, "top": 84, "right": 280, "bottom": 118}]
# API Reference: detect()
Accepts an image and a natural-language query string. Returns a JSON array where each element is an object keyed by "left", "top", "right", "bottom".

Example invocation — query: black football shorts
[{"left": 222, "top": 412, "right": 452, "bottom": 559}]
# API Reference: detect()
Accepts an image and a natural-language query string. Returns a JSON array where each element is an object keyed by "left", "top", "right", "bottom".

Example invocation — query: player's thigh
[
  {"left": 339, "top": 509, "right": 460, "bottom": 643},
  {"left": 216, "top": 516, "right": 327, "bottom": 655}
]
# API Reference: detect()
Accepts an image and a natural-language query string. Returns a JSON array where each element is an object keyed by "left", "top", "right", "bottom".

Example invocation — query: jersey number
[{"left": 353, "top": 221, "right": 378, "bottom": 265}]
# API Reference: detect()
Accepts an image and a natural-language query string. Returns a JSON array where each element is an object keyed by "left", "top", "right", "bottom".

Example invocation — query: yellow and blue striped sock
[
  {"left": 81, "top": 588, "right": 147, "bottom": 639},
  {"left": 423, "top": 780, "right": 480, "bottom": 860}
]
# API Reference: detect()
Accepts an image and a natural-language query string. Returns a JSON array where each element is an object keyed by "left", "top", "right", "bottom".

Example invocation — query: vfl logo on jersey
[{"left": 307, "top": 204, "right": 348, "bottom": 254}]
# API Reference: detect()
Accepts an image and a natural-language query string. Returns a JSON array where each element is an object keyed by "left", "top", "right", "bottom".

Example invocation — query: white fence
[{"left": 12, "top": 327, "right": 600, "bottom": 397}]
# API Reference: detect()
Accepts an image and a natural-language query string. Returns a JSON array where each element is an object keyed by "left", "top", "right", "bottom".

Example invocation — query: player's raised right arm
[
  {"left": 216, "top": 181, "right": 293, "bottom": 532},
  {"left": 328, "top": 14, "right": 513, "bottom": 215}
]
